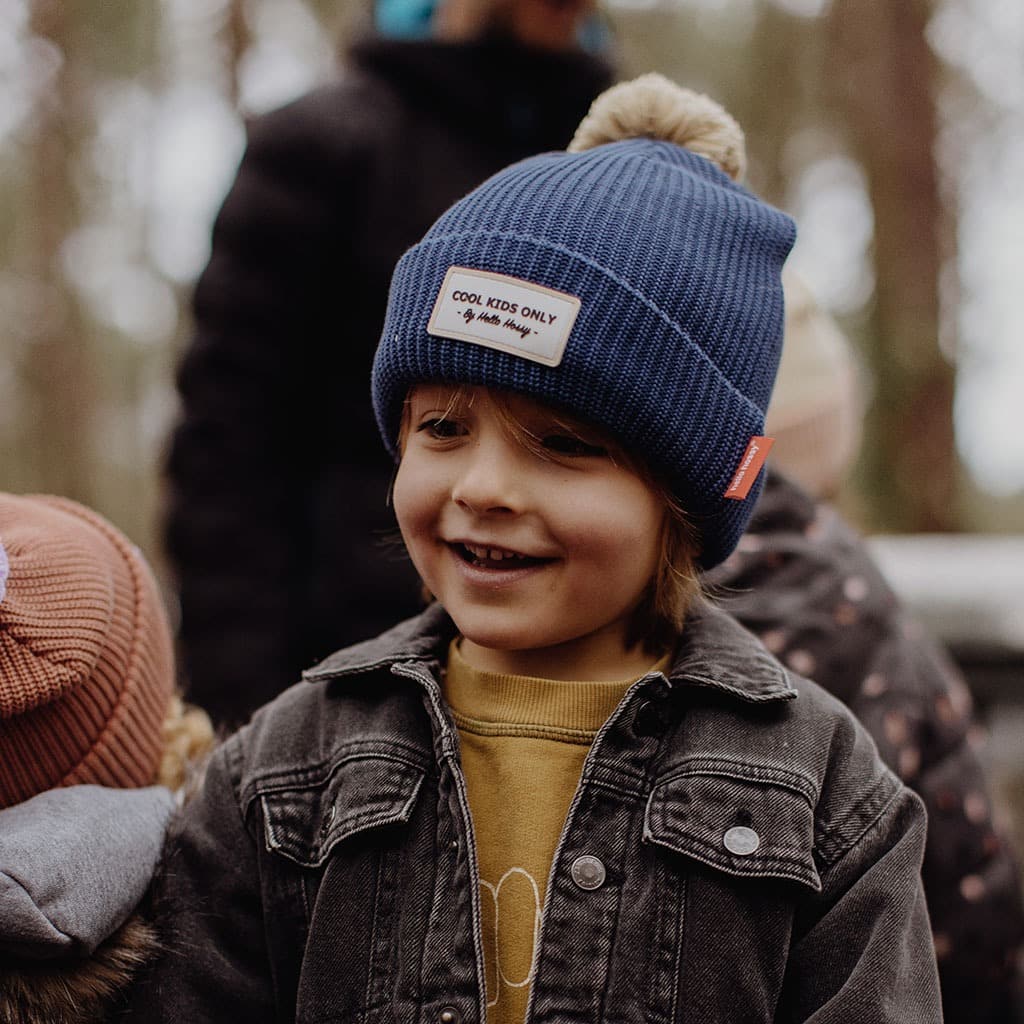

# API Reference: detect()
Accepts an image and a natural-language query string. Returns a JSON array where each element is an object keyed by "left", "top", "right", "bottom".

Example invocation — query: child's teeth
[{"left": 462, "top": 543, "right": 523, "bottom": 562}]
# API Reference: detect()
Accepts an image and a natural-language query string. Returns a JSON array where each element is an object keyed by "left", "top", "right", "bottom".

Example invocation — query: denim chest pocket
[
  {"left": 257, "top": 754, "right": 426, "bottom": 868},
  {"left": 644, "top": 761, "right": 821, "bottom": 892}
]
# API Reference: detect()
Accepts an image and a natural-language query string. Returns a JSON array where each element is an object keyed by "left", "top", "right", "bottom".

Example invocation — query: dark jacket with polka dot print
[{"left": 709, "top": 469, "right": 1024, "bottom": 1023}]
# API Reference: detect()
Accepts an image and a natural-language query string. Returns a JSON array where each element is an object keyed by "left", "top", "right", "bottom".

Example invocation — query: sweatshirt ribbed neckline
[{"left": 444, "top": 639, "right": 669, "bottom": 739}]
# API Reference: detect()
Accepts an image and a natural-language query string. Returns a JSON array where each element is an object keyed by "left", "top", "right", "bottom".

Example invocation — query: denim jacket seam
[
  {"left": 238, "top": 745, "right": 431, "bottom": 814},
  {"left": 302, "top": 651, "right": 442, "bottom": 683},
  {"left": 584, "top": 776, "right": 648, "bottom": 801},
  {"left": 672, "top": 671, "right": 797, "bottom": 704},
  {"left": 653, "top": 758, "right": 817, "bottom": 804},
  {"left": 264, "top": 800, "right": 416, "bottom": 840},
  {"left": 646, "top": 836, "right": 819, "bottom": 889},
  {"left": 594, "top": 796, "right": 643, "bottom": 1024},
  {"left": 222, "top": 733, "right": 248, "bottom": 819},
  {"left": 675, "top": 835, "right": 819, "bottom": 884},
  {"left": 583, "top": 760, "right": 649, "bottom": 792},
  {"left": 814, "top": 770, "right": 902, "bottom": 868},
  {"left": 363, "top": 850, "right": 391, "bottom": 1015},
  {"left": 665, "top": 828, "right": 816, "bottom": 875},
  {"left": 262, "top": 810, "right": 419, "bottom": 870},
  {"left": 210, "top": 735, "right": 269, "bottom": 902}
]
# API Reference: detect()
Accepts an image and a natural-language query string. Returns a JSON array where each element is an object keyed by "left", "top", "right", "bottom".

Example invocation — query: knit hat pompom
[
  {"left": 569, "top": 73, "right": 746, "bottom": 182},
  {"left": 0, "top": 494, "right": 175, "bottom": 808}
]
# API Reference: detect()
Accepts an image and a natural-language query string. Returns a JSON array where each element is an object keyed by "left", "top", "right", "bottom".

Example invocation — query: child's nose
[{"left": 451, "top": 443, "right": 524, "bottom": 515}]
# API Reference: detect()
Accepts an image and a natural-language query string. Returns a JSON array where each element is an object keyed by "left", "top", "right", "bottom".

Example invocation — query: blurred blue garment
[
  {"left": 577, "top": 12, "right": 613, "bottom": 55},
  {"left": 375, "top": 0, "right": 437, "bottom": 40}
]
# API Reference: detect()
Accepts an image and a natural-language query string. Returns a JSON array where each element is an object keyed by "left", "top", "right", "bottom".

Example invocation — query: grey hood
[{"left": 0, "top": 784, "right": 173, "bottom": 959}]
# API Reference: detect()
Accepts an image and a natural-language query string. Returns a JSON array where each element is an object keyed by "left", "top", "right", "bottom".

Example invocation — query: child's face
[{"left": 393, "top": 385, "right": 665, "bottom": 679}]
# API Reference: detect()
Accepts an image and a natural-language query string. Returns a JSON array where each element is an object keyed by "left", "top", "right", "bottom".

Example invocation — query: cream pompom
[{"left": 568, "top": 73, "right": 747, "bottom": 182}]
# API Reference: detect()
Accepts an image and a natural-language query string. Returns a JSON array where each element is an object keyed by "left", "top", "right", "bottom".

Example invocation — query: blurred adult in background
[
  {"left": 164, "top": 0, "right": 612, "bottom": 726},
  {"left": 708, "top": 272, "right": 1024, "bottom": 1022}
]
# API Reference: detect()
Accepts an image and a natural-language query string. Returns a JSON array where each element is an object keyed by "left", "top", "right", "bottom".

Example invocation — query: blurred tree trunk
[
  {"left": 222, "top": 0, "right": 250, "bottom": 110},
  {"left": 742, "top": 4, "right": 815, "bottom": 206},
  {"left": 827, "top": 0, "right": 958, "bottom": 532},
  {"left": 22, "top": 0, "right": 93, "bottom": 502}
]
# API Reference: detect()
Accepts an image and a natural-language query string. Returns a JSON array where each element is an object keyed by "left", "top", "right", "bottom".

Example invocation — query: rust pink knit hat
[{"left": 0, "top": 494, "right": 174, "bottom": 808}]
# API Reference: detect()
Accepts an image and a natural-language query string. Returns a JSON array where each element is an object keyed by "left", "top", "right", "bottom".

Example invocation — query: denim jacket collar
[
  {"left": 302, "top": 602, "right": 455, "bottom": 682},
  {"left": 666, "top": 601, "right": 796, "bottom": 704},
  {"left": 302, "top": 600, "right": 796, "bottom": 706}
]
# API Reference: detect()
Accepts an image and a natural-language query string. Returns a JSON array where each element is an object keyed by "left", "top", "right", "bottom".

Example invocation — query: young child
[
  {"left": 125, "top": 75, "right": 941, "bottom": 1021},
  {"left": 0, "top": 493, "right": 212, "bottom": 1023}
]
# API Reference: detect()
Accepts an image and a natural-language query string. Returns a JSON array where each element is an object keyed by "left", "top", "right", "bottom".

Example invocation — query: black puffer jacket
[
  {"left": 164, "top": 35, "right": 613, "bottom": 725},
  {"left": 708, "top": 470, "right": 1024, "bottom": 1023}
]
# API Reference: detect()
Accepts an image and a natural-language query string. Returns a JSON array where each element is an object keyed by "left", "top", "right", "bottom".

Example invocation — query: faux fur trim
[
  {"left": 156, "top": 694, "right": 215, "bottom": 797},
  {"left": 0, "top": 914, "right": 158, "bottom": 1024}
]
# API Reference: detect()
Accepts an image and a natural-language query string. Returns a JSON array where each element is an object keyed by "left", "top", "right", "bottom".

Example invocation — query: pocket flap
[
  {"left": 260, "top": 755, "right": 426, "bottom": 868},
  {"left": 644, "top": 764, "right": 820, "bottom": 892}
]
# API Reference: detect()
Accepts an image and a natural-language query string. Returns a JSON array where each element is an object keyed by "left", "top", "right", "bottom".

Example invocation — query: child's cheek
[
  {"left": 392, "top": 457, "right": 441, "bottom": 550},
  {"left": 391, "top": 461, "right": 417, "bottom": 536}
]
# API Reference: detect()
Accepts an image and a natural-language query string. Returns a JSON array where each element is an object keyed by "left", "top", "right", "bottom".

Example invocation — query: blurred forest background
[{"left": 2, "top": 0, "right": 1023, "bottom": 562}]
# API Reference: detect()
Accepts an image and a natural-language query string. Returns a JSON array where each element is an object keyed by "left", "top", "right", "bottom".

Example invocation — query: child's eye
[
  {"left": 541, "top": 434, "right": 608, "bottom": 457},
  {"left": 417, "top": 417, "right": 465, "bottom": 440}
]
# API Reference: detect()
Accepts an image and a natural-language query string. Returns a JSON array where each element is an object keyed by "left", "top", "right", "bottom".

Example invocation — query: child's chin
[
  {"left": 452, "top": 616, "right": 548, "bottom": 656},
  {"left": 456, "top": 627, "right": 533, "bottom": 653}
]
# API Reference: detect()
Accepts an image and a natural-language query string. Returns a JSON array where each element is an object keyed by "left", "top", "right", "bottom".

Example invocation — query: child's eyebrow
[{"left": 532, "top": 415, "right": 610, "bottom": 442}]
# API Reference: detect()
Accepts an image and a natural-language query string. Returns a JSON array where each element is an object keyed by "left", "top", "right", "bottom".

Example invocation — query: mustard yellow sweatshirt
[{"left": 444, "top": 640, "right": 669, "bottom": 1024}]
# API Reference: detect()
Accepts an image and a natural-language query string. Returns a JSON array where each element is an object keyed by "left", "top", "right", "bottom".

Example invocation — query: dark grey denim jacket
[{"left": 125, "top": 603, "right": 941, "bottom": 1022}]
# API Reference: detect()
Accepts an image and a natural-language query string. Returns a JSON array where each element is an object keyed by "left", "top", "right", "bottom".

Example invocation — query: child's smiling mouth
[{"left": 449, "top": 541, "right": 553, "bottom": 571}]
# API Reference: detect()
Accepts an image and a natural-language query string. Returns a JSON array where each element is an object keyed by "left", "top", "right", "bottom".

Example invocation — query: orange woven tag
[{"left": 723, "top": 436, "right": 774, "bottom": 501}]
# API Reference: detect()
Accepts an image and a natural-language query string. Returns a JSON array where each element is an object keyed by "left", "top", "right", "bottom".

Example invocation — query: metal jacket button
[
  {"left": 570, "top": 854, "right": 606, "bottom": 890},
  {"left": 723, "top": 825, "right": 760, "bottom": 855},
  {"left": 438, "top": 1007, "right": 462, "bottom": 1024},
  {"left": 633, "top": 699, "right": 667, "bottom": 737}
]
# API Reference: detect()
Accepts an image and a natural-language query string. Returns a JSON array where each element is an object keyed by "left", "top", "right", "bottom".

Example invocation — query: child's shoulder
[
  {"left": 666, "top": 603, "right": 910, "bottom": 881},
  {"left": 675, "top": 601, "right": 894, "bottom": 776},
  {"left": 221, "top": 607, "right": 451, "bottom": 795}
]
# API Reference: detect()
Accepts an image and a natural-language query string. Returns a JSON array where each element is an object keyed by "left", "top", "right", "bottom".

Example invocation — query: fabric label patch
[
  {"left": 427, "top": 267, "right": 581, "bottom": 367},
  {"left": 723, "top": 436, "right": 774, "bottom": 501}
]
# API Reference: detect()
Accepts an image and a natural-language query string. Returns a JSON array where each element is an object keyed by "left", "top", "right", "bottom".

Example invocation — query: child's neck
[{"left": 457, "top": 633, "right": 663, "bottom": 683}]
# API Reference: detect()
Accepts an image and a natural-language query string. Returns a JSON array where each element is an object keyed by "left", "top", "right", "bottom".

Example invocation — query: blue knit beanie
[{"left": 372, "top": 75, "right": 796, "bottom": 570}]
